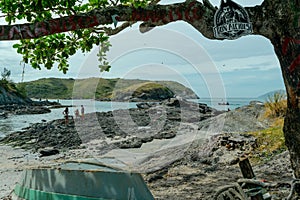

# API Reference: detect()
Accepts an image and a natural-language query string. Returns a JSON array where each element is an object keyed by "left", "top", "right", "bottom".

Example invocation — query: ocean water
[
  {"left": 194, "top": 97, "right": 262, "bottom": 111},
  {"left": 0, "top": 98, "right": 261, "bottom": 137}
]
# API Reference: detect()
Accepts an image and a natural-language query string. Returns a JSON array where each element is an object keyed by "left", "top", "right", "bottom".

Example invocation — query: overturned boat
[{"left": 13, "top": 160, "right": 154, "bottom": 200}]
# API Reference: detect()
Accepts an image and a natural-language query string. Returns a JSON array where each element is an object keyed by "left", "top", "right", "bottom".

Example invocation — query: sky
[{"left": 0, "top": 0, "right": 285, "bottom": 98}]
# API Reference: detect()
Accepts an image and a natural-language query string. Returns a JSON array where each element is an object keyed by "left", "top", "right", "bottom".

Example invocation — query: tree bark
[
  {"left": 0, "top": 0, "right": 267, "bottom": 41},
  {"left": 0, "top": 0, "right": 283, "bottom": 41},
  {"left": 265, "top": 0, "right": 300, "bottom": 178},
  {"left": 0, "top": 1, "right": 216, "bottom": 40},
  {"left": 277, "top": 35, "right": 300, "bottom": 178}
]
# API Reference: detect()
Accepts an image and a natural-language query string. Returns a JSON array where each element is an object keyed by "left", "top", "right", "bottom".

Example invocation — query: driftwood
[{"left": 238, "top": 158, "right": 264, "bottom": 200}]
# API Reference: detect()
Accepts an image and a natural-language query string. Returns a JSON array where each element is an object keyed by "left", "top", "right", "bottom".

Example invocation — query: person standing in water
[
  {"left": 63, "top": 107, "right": 69, "bottom": 125},
  {"left": 81, "top": 105, "right": 85, "bottom": 120},
  {"left": 74, "top": 108, "right": 80, "bottom": 119}
]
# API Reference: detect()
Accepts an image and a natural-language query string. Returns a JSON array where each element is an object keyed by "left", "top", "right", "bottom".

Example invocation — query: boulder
[
  {"left": 113, "top": 137, "right": 143, "bottom": 149},
  {"left": 39, "top": 148, "right": 60, "bottom": 157}
]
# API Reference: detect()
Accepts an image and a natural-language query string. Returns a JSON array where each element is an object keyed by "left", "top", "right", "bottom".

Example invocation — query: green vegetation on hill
[
  {"left": 0, "top": 68, "right": 32, "bottom": 105},
  {"left": 112, "top": 82, "right": 174, "bottom": 101},
  {"left": 0, "top": 68, "right": 20, "bottom": 96},
  {"left": 0, "top": 79, "right": 23, "bottom": 96},
  {"left": 72, "top": 78, "right": 119, "bottom": 100},
  {"left": 249, "top": 92, "right": 287, "bottom": 163},
  {"left": 18, "top": 78, "right": 198, "bottom": 100},
  {"left": 18, "top": 78, "right": 74, "bottom": 99}
]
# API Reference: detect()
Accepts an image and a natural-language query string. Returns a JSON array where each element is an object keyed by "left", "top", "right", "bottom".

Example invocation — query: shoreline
[
  {"left": 0, "top": 97, "right": 256, "bottom": 139},
  {"left": 1, "top": 99, "right": 293, "bottom": 199}
]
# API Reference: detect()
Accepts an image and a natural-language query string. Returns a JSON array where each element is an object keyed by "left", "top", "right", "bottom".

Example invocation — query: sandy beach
[
  {"left": 0, "top": 118, "right": 215, "bottom": 199},
  {"left": 0, "top": 145, "right": 39, "bottom": 198}
]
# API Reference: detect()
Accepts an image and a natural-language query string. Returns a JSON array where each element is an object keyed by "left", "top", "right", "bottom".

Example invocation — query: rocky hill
[
  {"left": 18, "top": 78, "right": 199, "bottom": 101},
  {"left": 111, "top": 82, "right": 175, "bottom": 101},
  {"left": 0, "top": 81, "right": 59, "bottom": 114},
  {"left": 0, "top": 82, "right": 32, "bottom": 105}
]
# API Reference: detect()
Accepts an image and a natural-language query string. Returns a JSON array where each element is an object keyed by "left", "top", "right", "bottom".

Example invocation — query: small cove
[{"left": 0, "top": 98, "right": 257, "bottom": 137}]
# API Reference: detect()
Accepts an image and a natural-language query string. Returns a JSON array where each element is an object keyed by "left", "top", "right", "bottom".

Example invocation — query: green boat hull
[{"left": 14, "top": 161, "right": 154, "bottom": 200}]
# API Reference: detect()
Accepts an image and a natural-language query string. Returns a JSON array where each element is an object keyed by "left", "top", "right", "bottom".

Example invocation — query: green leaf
[
  {"left": 12, "top": 43, "right": 20, "bottom": 48},
  {"left": 45, "top": 62, "right": 52, "bottom": 69},
  {"left": 99, "top": 65, "right": 111, "bottom": 72},
  {"left": 2, "top": 0, "right": 132, "bottom": 74}
]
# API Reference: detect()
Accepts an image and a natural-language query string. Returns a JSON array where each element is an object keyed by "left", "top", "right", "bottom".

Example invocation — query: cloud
[
  {"left": 78, "top": 23, "right": 284, "bottom": 98},
  {"left": 81, "top": 27, "right": 222, "bottom": 78},
  {"left": 214, "top": 54, "right": 281, "bottom": 73}
]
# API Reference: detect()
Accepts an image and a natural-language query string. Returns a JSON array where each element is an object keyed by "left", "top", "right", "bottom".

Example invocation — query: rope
[
  {"left": 237, "top": 178, "right": 267, "bottom": 187},
  {"left": 215, "top": 178, "right": 300, "bottom": 200},
  {"left": 21, "top": 61, "right": 25, "bottom": 82},
  {"left": 286, "top": 179, "right": 300, "bottom": 200},
  {"left": 213, "top": 183, "right": 248, "bottom": 200},
  {"left": 18, "top": 25, "right": 26, "bottom": 83}
]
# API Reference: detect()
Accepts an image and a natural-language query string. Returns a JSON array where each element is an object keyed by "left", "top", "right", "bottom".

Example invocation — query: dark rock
[
  {"left": 0, "top": 99, "right": 218, "bottom": 152},
  {"left": 154, "top": 131, "right": 176, "bottom": 139},
  {"left": 249, "top": 100, "right": 264, "bottom": 106},
  {"left": 229, "top": 157, "right": 240, "bottom": 165},
  {"left": 204, "top": 164, "right": 218, "bottom": 172},
  {"left": 165, "top": 98, "right": 181, "bottom": 107},
  {"left": 219, "top": 133, "right": 257, "bottom": 151},
  {"left": 197, "top": 103, "right": 269, "bottom": 133},
  {"left": 14, "top": 106, "right": 51, "bottom": 115},
  {"left": 136, "top": 102, "right": 151, "bottom": 109},
  {"left": 147, "top": 168, "right": 168, "bottom": 183},
  {"left": 136, "top": 102, "right": 158, "bottom": 109},
  {"left": 0, "top": 112, "right": 8, "bottom": 119},
  {"left": 0, "top": 119, "right": 82, "bottom": 151},
  {"left": 141, "top": 136, "right": 154, "bottom": 143},
  {"left": 199, "top": 158, "right": 213, "bottom": 165},
  {"left": 31, "top": 100, "right": 61, "bottom": 107},
  {"left": 39, "top": 148, "right": 60, "bottom": 157},
  {"left": 0, "top": 86, "right": 32, "bottom": 105},
  {"left": 113, "top": 137, "right": 143, "bottom": 149}
]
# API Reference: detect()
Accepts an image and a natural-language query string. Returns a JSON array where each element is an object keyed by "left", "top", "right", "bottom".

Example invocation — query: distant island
[
  {"left": 18, "top": 78, "right": 199, "bottom": 101},
  {"left": 257, "top": 89, "right": 286, "bottom": 100}
]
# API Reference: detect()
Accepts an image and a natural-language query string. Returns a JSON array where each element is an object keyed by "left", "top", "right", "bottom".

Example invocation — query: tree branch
[
  {"left": 0, "top": 0, "right": 271, "bottom": 41},
  {"left": 104, "top": 21, "right": 135, "bottom": 35},
  {"left": 0, "top": 1, "right": 214, "bottom": 40}
]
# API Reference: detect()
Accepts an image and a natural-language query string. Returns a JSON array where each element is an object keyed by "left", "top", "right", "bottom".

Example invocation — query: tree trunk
[
  {"left": 264, "top": 0, "right": 300, "bottom": 179},
  {"left": 271, "top": 32, "right": 300, "bottom": 177},
  {"left": 249, "top": 0, "right": 300, "bottom": 180}
]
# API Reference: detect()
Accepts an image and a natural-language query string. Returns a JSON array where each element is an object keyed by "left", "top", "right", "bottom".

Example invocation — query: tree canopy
[{"left": 0, "top": 0, "right": 156, "bottom": 73}]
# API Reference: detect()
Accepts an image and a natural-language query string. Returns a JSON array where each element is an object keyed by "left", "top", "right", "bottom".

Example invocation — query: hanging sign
[{"left": 213, "top": 0, "right": 253, "bottom": 40}]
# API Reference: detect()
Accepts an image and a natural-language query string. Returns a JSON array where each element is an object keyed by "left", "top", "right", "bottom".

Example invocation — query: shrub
[
  {"left": 264, "top": 91, "right": 287, "bottom": 118},
  {"left": 249, "top": 118, "right": 286, "bottom": 162}
]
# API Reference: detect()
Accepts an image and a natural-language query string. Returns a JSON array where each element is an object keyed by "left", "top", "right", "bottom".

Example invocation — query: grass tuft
[{"left": 264, "top": 91, "right": 287, "bottom": 118}]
